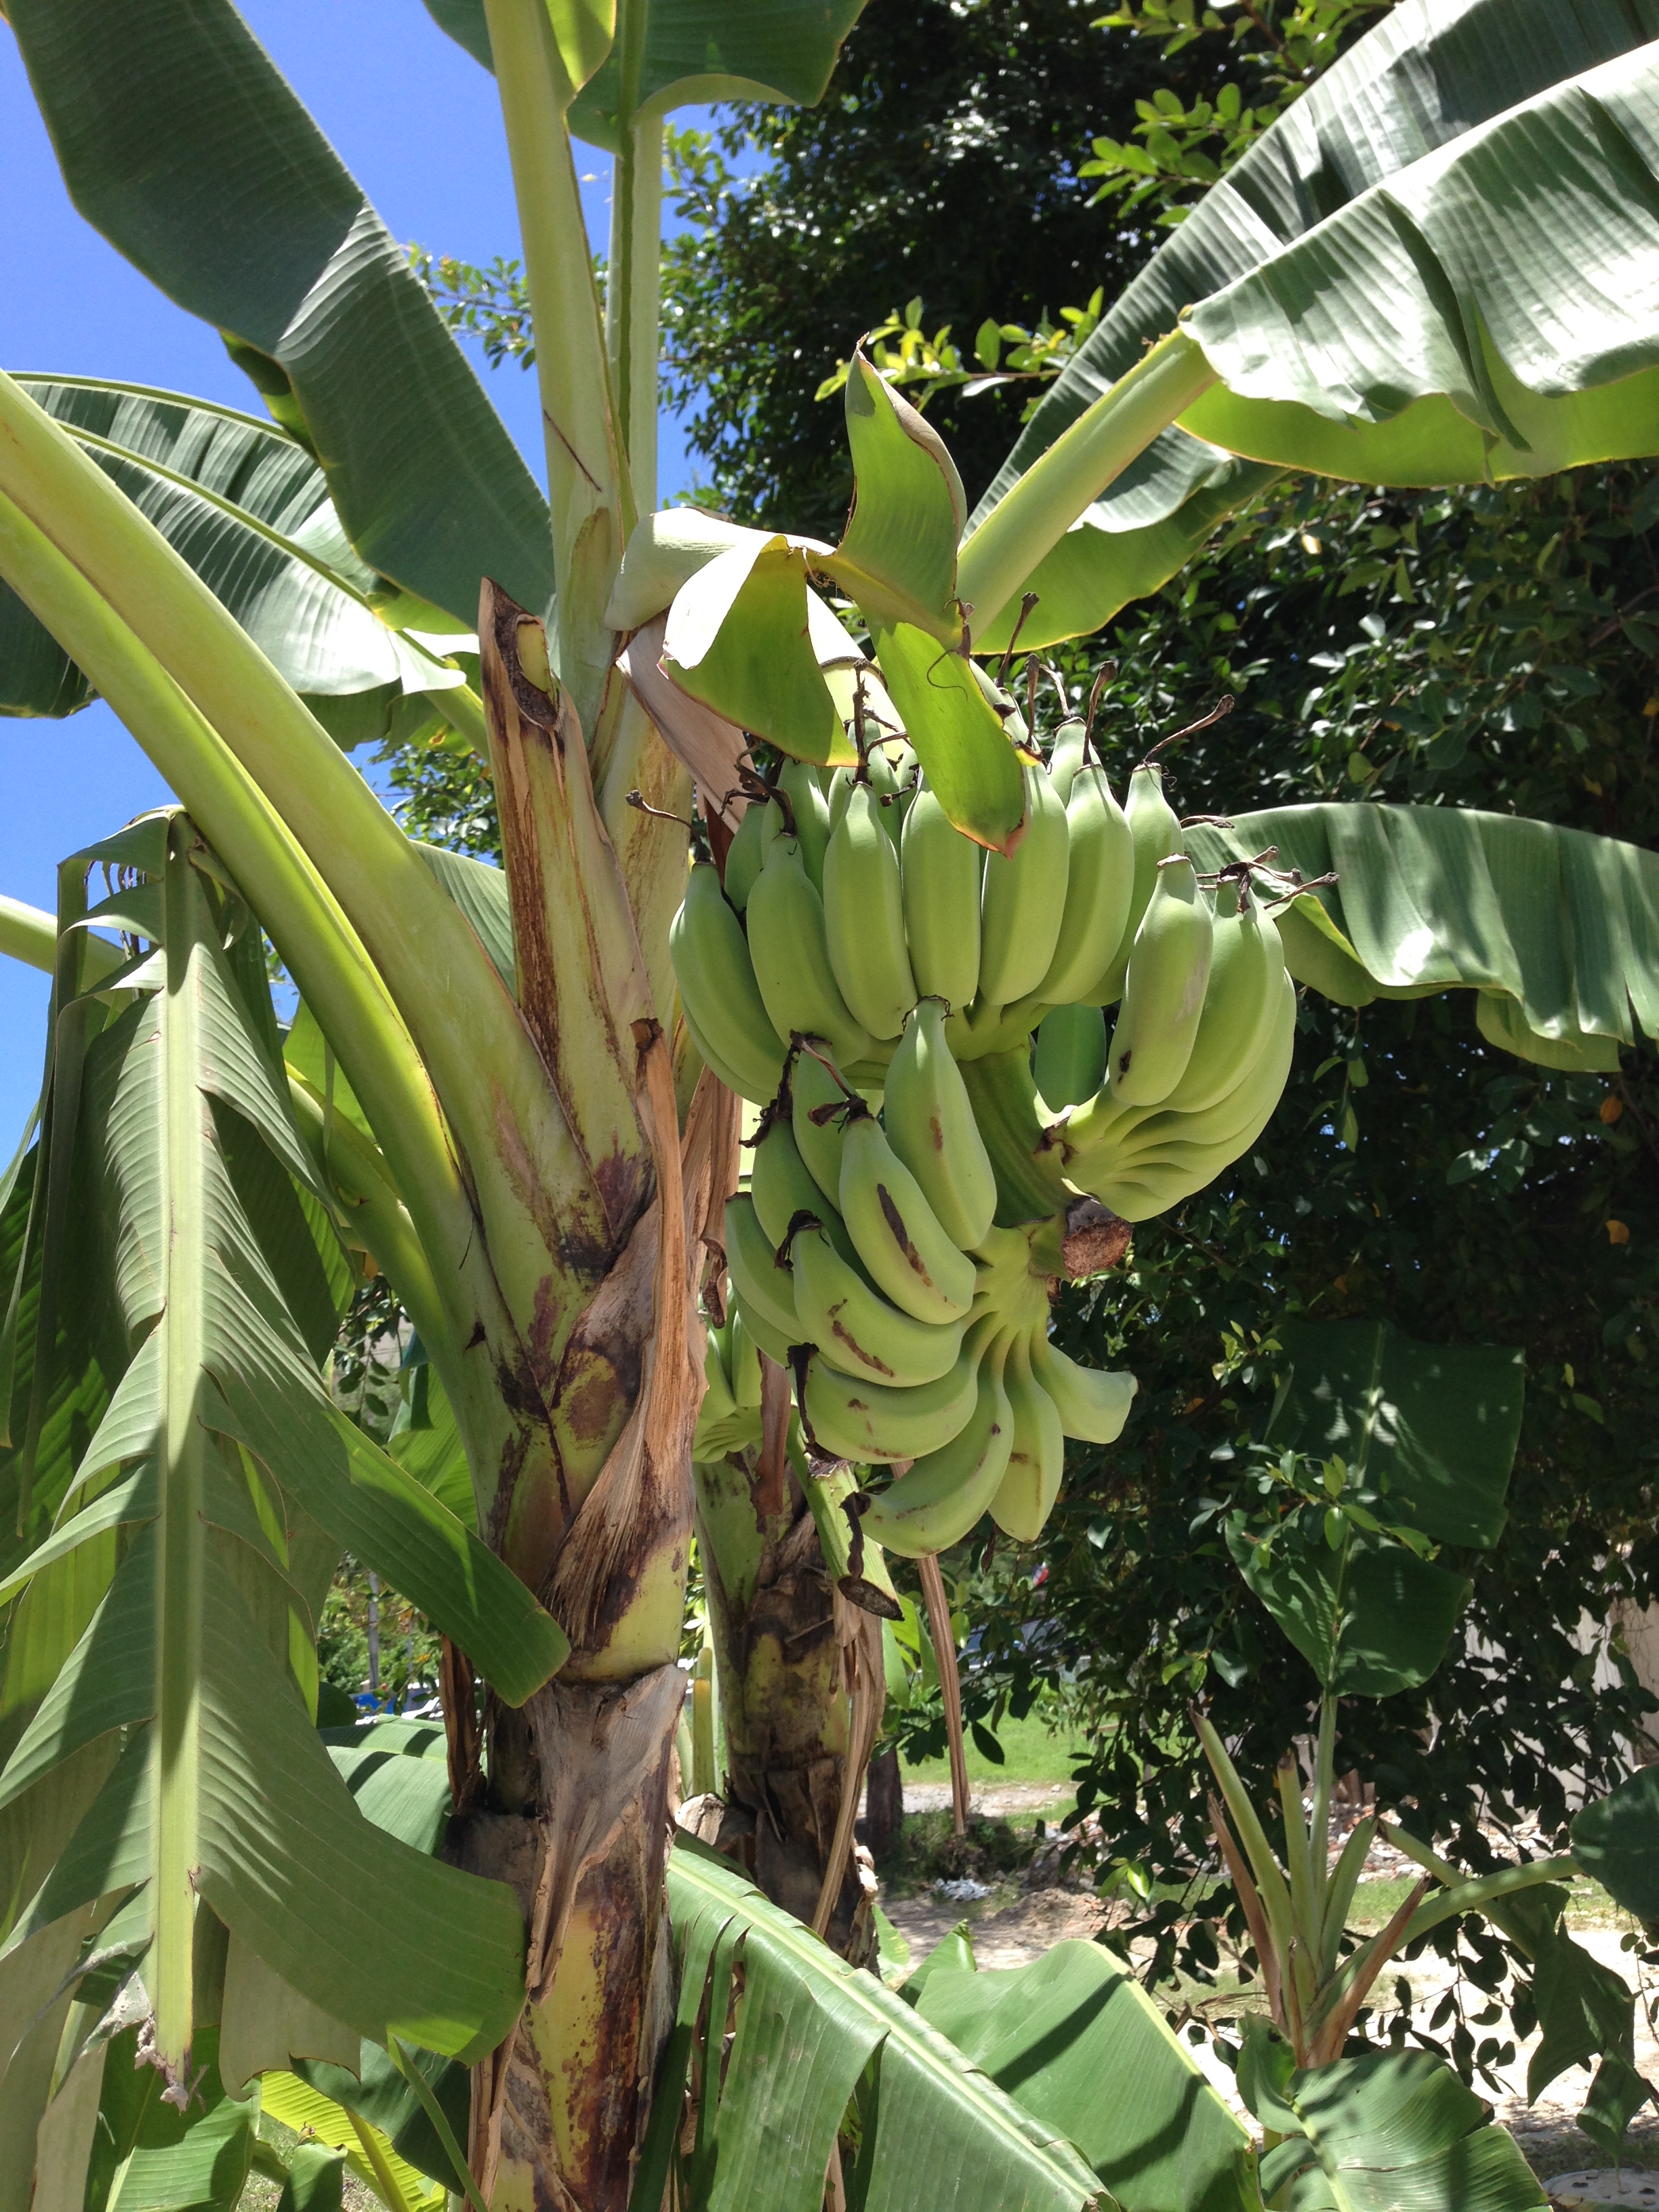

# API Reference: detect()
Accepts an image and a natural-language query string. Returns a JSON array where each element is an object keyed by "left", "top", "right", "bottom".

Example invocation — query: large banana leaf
[
  {"left": 1230, "top": 1317, "right": 1522, "bottom": 1696},
  {"left": 1246, "top": 2042, "right": 1545, "bottom": 2211},
  {"left": 644, "top": 1836, "right": 1104, "bottom": 2212},
  {"left": 7, "top": 0, "right": 554, "bottom": 628},
  {"left": 0, "top": 817, "right": 566, "bottom": 2090},
  {"left": 422, "top": 0, "right": 869, "bottom": 149},
  {"left": 912, "top": 1939, "right": 1261, "bottom": 2212},
  {"left": 1186, "top": 804, "right": 1659, "bottom": 1073},
  {"left": 967, "top": 0, "right": 1659, "bottom": 647},
  {"left": 0, "top": 378, "right": 474, "bottom": 731}
]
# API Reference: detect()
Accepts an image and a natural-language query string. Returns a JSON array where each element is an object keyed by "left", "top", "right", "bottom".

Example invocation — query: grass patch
[{"left": 899, "top": 1707, "right": 1082, "bottom": 1790}]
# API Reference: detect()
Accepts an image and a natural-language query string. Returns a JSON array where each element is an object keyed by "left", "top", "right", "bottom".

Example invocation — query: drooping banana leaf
[
  {"left": 0, "top": 818, "right": 565, "bottom": 2091},
  {"left": 6, "top": 0, "right": 554, "bottom": 628},
  {"left": 421, "top": 0, "right": 869, "bottom": 150},
  {"left": 912, "top": 1939, "right": 1262, "bottom": 2212},
  {"left": 0, "top": 378, "right": 475, "bottom": 733},
  {"left": 1187, "top": 804, "right": 1659, "bottom": 1073},
  {"left": 642, "top": 1835, "right": 1105, "bottom": 2212},
  {"left": 967, "top": 0, "right": 1659, "bottom": 647}
]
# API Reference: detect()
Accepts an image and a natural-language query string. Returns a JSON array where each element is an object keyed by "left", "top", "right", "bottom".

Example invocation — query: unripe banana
[
  {"left": 1155, "top": 880, "right": 1284, "bottom": 1117},
  {"left": 957, "top": 1047, "right": 1071, "bottom": 1228},
  {"left": 1047, "top": 720, "right": 1088, "bottom": 806},
  {"left": 722, "top": 792, "right": 784, "bottom": 912},
  {"left": 823, "top": 781, "right": 918, "bottom": 1040},
  {"left": 829, "top": 743, "right": 900, "bottom": 833},
  {"left": 670, "top": 863, "right": 787, "bottom": 1102},
  {"left": 988, "top": 1331, "right": 1066, "bottom": 1542},
  {"left": 745, "top": 836, "right": 872, "bottom": 1070},
  {"left": 1093, "top": 761, "right": 1185, "bottom": 1003},
  {"left": 749, "top": 1107, "right": 862, "bottom": 1271},
  {"left": 858, "top": 1324, "right": 1015, "bottom": 1557},
  {"left": 837, "top": 1102, "right": 976, "bottom": 1323},
  {"left": 1033, "top": 1003, "right": 1107, "bottom": 1112},
  {"left": 777, "top": 760, "right": 833, "bottom": 891},
  {"left": 724, "top": 1192, "right": 803, "bottom": 1349},
  {"left": 792, "top": 1046, "right": 853, "bottom": 1205},
  {"left": 790, "top": 1219, "right": 966, "bottom": 1387},
  {"left": 1037, "top": 764, "right": 1134, "bottom": 1006},
  {"left": 802, "top": 1343, "right": 981, "bottom": 1465},
  {"left": 900, "top": 785, "right": 983, "bottom": 1012},
  {"left": 728, "top": 1307, "right": 764, "bottom": 1409},
  {"left": 882, "top": 998, "right": 997, "bottom": 1252},
  {"left": 979, "top": 760, "right": 1070, "bottom": 1008},
  {"left": 701, "top": 1328, "right": 738, "bottom": 1422},
  {"left": 729, "top": 1293, "right": 795, "bottom": 1368},
  {"left": 1028, "top": 1330, "right": 1136, "bottom": 1446},
  {"left": 693, "top": 1323, "right": 760, "bottom": 1460},
  {"left": 1106, "top": 855, "right": 1213, "bottom": 1107}
]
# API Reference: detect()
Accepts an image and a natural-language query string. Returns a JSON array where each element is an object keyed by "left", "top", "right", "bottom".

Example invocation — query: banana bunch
[
  {"left": 1050, "top": 874, "right": 1297, "bottom": 1221},
  {"left": 720, "top": 1005, "right": 1136, "bottom": 1557}
]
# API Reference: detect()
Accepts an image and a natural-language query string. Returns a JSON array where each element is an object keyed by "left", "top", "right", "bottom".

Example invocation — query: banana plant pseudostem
[{"left": 6, "top": 0, "right": 1659, "bottom": 2206}]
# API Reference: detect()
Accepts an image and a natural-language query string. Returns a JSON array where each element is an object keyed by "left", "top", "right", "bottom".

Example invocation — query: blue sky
[{"left": 1, "top": 1, "right": 713, "bottom": 1139}]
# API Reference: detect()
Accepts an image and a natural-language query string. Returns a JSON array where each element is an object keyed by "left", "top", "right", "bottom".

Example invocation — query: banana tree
[{"left": 7, "top": 0, "right": 1659, "bottom": 2205}]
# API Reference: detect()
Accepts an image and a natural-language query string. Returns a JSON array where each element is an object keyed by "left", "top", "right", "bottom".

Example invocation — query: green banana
[
  {"left": 802, "top": 1343, "right": 981, "bottom": 1464},
  {"left": 749, "top": 1107, "right": 862, "bottom": 1270},
  {"left": 837, "top": 1101, "right": 976, "bottom": 1323},
  {"left": 988, "top": 1331, "right": 1065, "bottom": 1542},
  {"left": 978, "top": 760, "right": 1070, "bottom": 1008},
  {"left": 1047, "top": 720, "right": 1088, "bottom": 806},
  {"left": 1033, "top": 1003, "right": 1107, "bottom": 1112},
  {"left": 745, "top": 834, "right": 872, "bottom": 1071},
  {"left": 899, "top": 784, "right": 983, "bottom": 1012},
  {"left": 790, "top": 1219, "right": 965, "bottom": 1387},
  {"left": 1036, "top": 763, "right": 1134, "bottom": 1006},
  {"left": 857, "top": 1324, "right": 1015, "bottom": 1558},
  {"left": 670, "top": 862, "right": 787, "bottom": 1103},
  {"left": 729, "top": 1293, "right": 795, "bottom": 1368},
  {"left": 970, "top": 1221, "right": 1059, "bottom": 1338},
  {"left": 882, "top": 997, "right": 997, "bottom": 1252},
  {"left": 724, "top": 1191, "right": 803, "bottom": 1349},
  {"left": 1154, "top": 880, "right": 1286, "bottom": 1116},
  {"left": 729, "top": 1307, "right": 764, "bottom": 1408},
  {"left": 1028, "top": 1330, "right": 1136, "bottom": 1446},
  {"left": 722, "top": 791, "right": 783, "bottom": 912},
  {"left": 792, "top": 1045, "right": 853, "bottom": 1204},
  {"left": 823, "top": 780, "right": 918, "bottom": 1040},
  {"left": 1106, "top": 855, "right": 1214, "bottom": 1107},
  {"left": 1094, "top": 760, "right": 1185, "bottom": 1003},
  {"left": 778, "top": 760, "right": 832, "bottom": 890},
  {"left": 957, "top": 1047, "right": 1071, "bottom": 1228}
]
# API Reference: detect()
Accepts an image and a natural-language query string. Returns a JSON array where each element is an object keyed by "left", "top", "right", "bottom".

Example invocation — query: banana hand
[
  {"left": 857, "top": 1325, "right": 1015, "bottom": 1558},
  {"left": 791, "top": 1219, "right": 965, "bottom": 1387}
]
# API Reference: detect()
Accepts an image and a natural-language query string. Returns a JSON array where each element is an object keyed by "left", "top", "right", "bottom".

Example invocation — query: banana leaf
[
  {"left": 1229, "top": 1318, "right": 1522, "bottom": 1696},
  {"left": 7, "top": 0, "right": 554, "bottom": 628},
  {"left": 912, "top": 1938, "right": 1262, "bottom": 2212},
  {"left": 1246, "top": 2043, "right": 1545, "bottom": 2211},
  {"left": 1267, "top": 1322, "right": 1523, "bottom": 1553},
  {"left": 642, "top": 1835, "right": 1105, "bottom": 2212},
  {"left": 422, "top": 0, "right": 870, "bottom": 150},
  {"left": 0, "top": 378, "right": 474, "bottom": 729},
  {"left": 0, "top": 821, "right": 565, "bottom": 2085},
  {"left": 1186, "top": 804, "right": 1659, "bottom": 1073},
  {"left": 969, "top": 0, "right": 1659, "bottom": 647}
]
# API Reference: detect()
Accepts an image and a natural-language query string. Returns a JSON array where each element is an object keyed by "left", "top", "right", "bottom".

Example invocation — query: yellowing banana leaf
[
  {"left": 1185, "top": 804, "right": 1659, "bottom": 1073},
  {"left": 1268, "top": 1321, "right": 1523, "bottom": 1553},
  {"left": 642, "top": 1835, "right": 1104, "bottom": 2212},
  {"left": 913, "top": 1939, "right": 1261, "bottom": 2212},
  {"left": 7, "top": 0, "right": 554, "bottom": 627},
  {"left": 262, "top": 2072, "right": 446, "bottom": 2212},
  {"left": 0, "top": 379, "right": 473, "bottom": 727},
  {"left": 968, "top": 0, "right": 1659, "bottom": 648},
  {"left": 422, "top": 0, "right": 870, "bottom": 150},
  {"left": 1250, "top": 2047, "right": 1545, "bottom": 2211}
]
